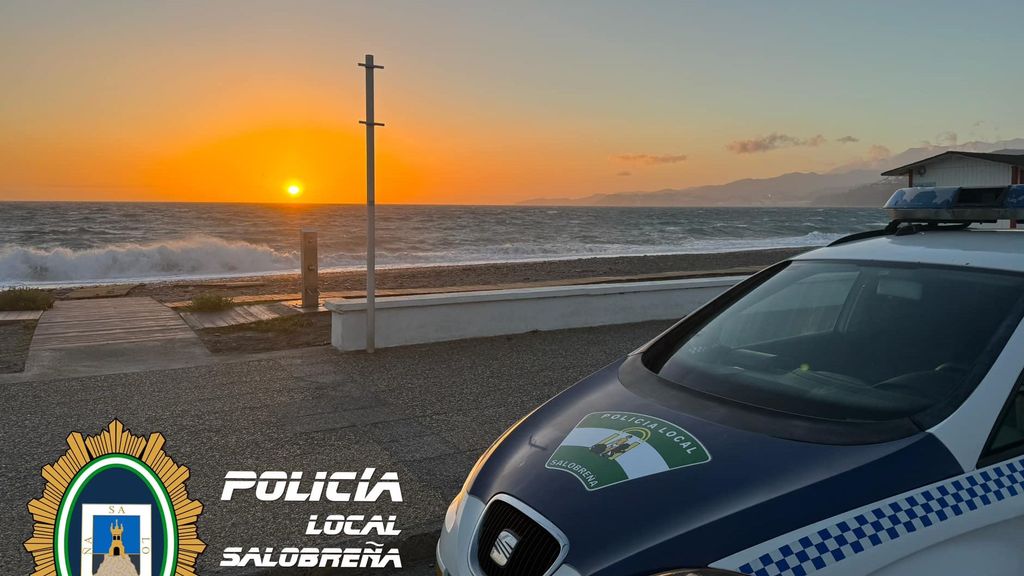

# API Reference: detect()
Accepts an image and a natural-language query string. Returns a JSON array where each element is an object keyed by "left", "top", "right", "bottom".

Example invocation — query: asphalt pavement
[{"left": 0, "top": 319, "right": 672, "bottom": 574}]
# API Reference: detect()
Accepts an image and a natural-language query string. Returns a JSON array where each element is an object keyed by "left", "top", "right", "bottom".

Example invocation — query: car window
[
  {"left": 720, "top": 271, "right": 858, "bottom": 348},
  {"left": 645, "top": 261, "right": 1024, "bottom": 422},
  {"left": 982, "top": 377, "right": 1024, "bottom": 464}
]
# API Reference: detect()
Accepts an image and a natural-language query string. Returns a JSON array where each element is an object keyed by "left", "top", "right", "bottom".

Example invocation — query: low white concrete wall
[{"left": 326, "top": 276, "right": 745, "bottom": 351}]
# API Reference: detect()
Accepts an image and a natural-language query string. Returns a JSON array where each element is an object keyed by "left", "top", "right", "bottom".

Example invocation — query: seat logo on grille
[{"left": 489, "top": 529, "right": 520, "bottom": 567}]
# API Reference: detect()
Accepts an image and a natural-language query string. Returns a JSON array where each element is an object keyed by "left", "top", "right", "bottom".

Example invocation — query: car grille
[{"left": 476, "top": 499, "right": 562, "bottom": 576}]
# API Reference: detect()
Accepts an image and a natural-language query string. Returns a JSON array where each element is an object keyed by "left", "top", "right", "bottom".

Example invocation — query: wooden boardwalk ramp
[{"left": 22, "top": 297, "right": 212, "bottom": 378}]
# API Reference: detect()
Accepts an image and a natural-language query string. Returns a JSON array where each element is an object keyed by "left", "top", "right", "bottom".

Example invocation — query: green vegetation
[
  {"left": 227, "top": 314, "right": 316, "bottom": 333},
  {"left": 186, "top": 293, "right": 235, "bottom": 312},
  {"left": 0, "top": 288, "right": 55, "bottom": 311},
  {"left": 196, "top": 312, "right": 330, "bottom": 355}
]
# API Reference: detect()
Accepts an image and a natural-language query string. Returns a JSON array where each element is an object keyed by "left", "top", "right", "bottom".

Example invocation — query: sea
[{"left": 0, "top": 203, "right": 888, "bottom": 287}]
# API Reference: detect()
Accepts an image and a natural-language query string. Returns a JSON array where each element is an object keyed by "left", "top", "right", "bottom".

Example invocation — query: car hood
[{"left": 468, "top": 357, "right": 962, "bottom": 576}]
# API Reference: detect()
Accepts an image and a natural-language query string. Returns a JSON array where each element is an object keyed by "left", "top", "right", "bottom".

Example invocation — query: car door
[{"left": 871, "top": 370, "right": 1024, "bottom": 576}]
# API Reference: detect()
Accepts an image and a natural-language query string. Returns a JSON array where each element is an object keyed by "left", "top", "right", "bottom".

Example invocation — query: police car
[{"left": 437, "top": 185, "right": 1024, "bottom": 576}]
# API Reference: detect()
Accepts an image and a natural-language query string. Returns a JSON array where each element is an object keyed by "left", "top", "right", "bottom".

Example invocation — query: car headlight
[{"left": 443, "top": 491, "right": 464, "bottom": 532}]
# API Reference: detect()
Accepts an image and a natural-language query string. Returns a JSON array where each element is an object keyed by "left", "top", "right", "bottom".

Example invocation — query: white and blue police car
[{"left": 437, "top": 185, "right": 1024, "bottom": 576}]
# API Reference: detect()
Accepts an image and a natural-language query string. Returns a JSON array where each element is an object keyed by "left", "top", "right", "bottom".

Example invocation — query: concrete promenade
[{"left": 0, "top": 319, "right": 672, "bottom": 574}]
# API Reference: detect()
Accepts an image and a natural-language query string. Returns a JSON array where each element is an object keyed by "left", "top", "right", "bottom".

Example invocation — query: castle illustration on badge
[
  {"left": 545, "top": 411, "right": 711, "bottom": 491},
  {"left": 24, "top": 420, "right": 206, "bottom": 576}
]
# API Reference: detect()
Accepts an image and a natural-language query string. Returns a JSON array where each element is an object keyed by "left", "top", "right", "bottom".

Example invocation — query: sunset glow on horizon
[{"left": 3, "top": 1, "right": 1024, "bottom": 205}]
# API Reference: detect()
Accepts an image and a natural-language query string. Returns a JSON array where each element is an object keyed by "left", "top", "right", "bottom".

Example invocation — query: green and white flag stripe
[
  {"left": 558, "top": 427, "right": 669, "bottom": 478},
  {"left": 545, "top": 411, "right": 711, "bottom": 491}
]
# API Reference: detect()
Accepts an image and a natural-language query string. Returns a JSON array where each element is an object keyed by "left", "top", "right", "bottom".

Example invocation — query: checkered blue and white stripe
[{"left": 736, "top": 457, "right": 1024, "bottom": 576}]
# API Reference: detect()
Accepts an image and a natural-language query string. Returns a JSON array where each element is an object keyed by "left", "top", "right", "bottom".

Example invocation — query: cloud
[
  {"left": 726, "top": 133, "right": 826, "bottom": 154},
  {"left": 935, "top": 131, "right": 958, "bottom": 147},
  {"left": 968, "top": 121, "right": 986, "bottom": 140},
  {"left": 614, "top": 153, "right": 688, "bottom": 165},
  {"left": 867, "top": 144, "right": 891, "bottom": 161},
  {"left": 616, "top": 171, "right": 632, "bottom": 177},
  {"left": 836, "top": 135, "right": 859, "bottom": 144},
  {"left": 917, "top": 132, "right": 960, "bottom": 149}
]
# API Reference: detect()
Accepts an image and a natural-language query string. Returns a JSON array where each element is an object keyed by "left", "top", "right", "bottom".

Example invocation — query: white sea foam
[
  {"left": 0, "top": 236, "right": 298, "bottom": 284},
  {"left": 0, "top": 231, "right": 849, "bottom": 287},
  {"left": 0, "top": 201, "right": 886, "bottom": 287}
]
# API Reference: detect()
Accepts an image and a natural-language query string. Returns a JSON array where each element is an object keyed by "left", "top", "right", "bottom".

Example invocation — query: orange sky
[{"left": 2, "top": 2, "right": 1022, "bottom": 204}]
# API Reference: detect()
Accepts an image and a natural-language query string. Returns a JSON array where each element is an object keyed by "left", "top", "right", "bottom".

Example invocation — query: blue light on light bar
[
  {"left": 883, "top": 187, "right": 958, "bottom": 209},
  {"left": 1008, "top": 186, "right": 1024, "bottom": 208}
]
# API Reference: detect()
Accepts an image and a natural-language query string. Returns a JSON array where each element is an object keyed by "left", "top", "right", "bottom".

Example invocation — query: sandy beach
[{"left": 129, "top": 247, "right": 811, "bottom": 303}]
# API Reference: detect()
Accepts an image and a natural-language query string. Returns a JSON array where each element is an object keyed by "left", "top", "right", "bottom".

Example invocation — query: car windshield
[{"left": 646, "top": 260, "right": 1024, "bottom": 422}]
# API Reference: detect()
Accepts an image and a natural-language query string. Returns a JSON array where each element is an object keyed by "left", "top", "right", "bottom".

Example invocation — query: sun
[{"left": 286, "top": 183, "right": 302, "bottom": 198}]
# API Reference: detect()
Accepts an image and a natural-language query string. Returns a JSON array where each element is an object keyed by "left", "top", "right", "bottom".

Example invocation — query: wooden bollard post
[{"left": 301, "top": 229, "right": 319, "bottom": 309}]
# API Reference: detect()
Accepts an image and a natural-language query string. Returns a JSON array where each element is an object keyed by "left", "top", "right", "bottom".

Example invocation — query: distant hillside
[
  {"left": 809, "top": 177, "right": 904, "bottom": 207},
  {"left": 521, "top": 138, "right": 1024, "bottom": 207},
  {"left": 523, "top": 170, "right": 880, "bottom": 207},
  {"left": 828, "top": 138, "right": 1024, "bottom": 174}
]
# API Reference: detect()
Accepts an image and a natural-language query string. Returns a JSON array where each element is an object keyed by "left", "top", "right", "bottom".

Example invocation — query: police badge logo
[
  {"left": 545, "top": 411, "right": 711, "bottom": 491},
  {"left": 24, "top": 420, "right": 206, "bottom": 576}
]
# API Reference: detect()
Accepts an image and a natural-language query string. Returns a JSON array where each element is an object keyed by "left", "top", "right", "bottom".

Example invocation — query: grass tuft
[
  {"left": 0, "top": 288, "right": 55, "bottom": 311},
  {"left": 186, "top": 293, "right": 235, "bottom": 312},
  {"left": 240, "top": 315, "right": 317, "bottom": 333}
]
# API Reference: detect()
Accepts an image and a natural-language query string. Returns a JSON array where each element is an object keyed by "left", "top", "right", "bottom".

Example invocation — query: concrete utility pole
[{"left": 359, "top": 54, "right": 383, "bottom": 352}]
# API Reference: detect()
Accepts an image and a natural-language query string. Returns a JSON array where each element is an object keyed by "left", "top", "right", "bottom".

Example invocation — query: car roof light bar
[{"left": 884, "top": 185, "right": 1024, "bottom": 222}]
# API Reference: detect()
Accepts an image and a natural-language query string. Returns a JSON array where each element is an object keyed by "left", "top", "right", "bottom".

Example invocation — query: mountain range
[{"left": 520, "top": 138, "right": 1024, "bottom": 207}]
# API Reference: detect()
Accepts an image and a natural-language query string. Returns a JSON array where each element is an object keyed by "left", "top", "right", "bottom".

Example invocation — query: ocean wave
[
  {"left": 373, "top": 231, "right": 845, "bottom": 261},
  {"left": 0, "top": 236, "right": 298, "bottom": 284},
  {"left": 0, "top": 230, "right": 852, "bottom": 287}
]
